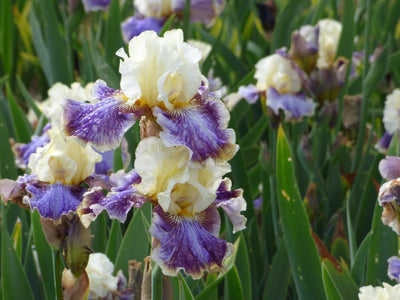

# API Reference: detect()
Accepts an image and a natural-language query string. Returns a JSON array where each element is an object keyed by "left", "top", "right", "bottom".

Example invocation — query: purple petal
[
  {"left": 378, "top": 179, "right": 400, "bottom": 205},
  {"left": 13, "top": 129, "right": 51, "bottom": 168},
  {"left": 215, "top": 178, "right": 247, "bottom": 233},
  {"left": 376, "top": 132, "right": 393, "bottom": 154},
  {"left": 238, "top": 84, "right": 259, "bottom": 104},
  {"left": 266, "top": 87, "right": 315, "bottom": 120},
  {"left": 121, "top": 17, "right": 164, "bottom": 43},
  {"left": 82, "top": 0, "right": 110, "bottom": 12},
  {"left": 109, "top": 169, "right": 142, "bottom": 191},
  {"left": 63, "top": 84, "right": 141, "bottom": 151},
  {"left": 154, "top": 88, "right": 237, "bottom": 162},
  {"left": 150, "top": 205, "right": 234, "bottom": 279},
  {"left": 388, "top": 256, "right": 400, "bottom": 282},
  {"left": 94, "top": 149, "right": 114, "bottom": 175},
  {"left": 26, "top": 182, "right": 85, "bottom": 220},
  {"left": 379, "top": 156, "right": 400, "bottom": 181},
  {"left": 79, "top": 170, "right": 147, "bottom": 225},
  {"left": 186, "top": 0, "right": 224, "bottom": 26}
]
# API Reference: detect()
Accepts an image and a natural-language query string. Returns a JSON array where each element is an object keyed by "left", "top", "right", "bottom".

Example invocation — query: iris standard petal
[{"left": 379, "top": 156, "right": 400, "bottom": 181}]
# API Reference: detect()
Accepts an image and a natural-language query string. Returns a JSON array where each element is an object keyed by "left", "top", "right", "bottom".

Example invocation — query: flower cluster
[
  {"left": 239, "top": 18, "right": 349, "bottom": 121},
  {"left": 62, "top": 29, "right": 246, "bottom": 279}
]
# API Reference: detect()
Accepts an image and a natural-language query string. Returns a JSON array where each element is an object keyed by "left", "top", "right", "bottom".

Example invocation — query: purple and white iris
[{"left": 64, "top": 29, "right": 246, "bottom": 279}]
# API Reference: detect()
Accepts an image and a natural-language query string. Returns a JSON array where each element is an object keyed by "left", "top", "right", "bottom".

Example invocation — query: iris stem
[{"left": 53, "top": 250, "right": 63, "bottom": 300}]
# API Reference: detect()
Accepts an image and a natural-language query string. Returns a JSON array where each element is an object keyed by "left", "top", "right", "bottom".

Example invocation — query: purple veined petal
[
  {"left": 80, "top": 187, "right": 148, "bottom": 225},
  {"left": 238, "top": 84, "right": 259, "bottom": 104},
  {"left": 121, "top": 17, "right": 164, "bottom": 43},
  {"left": 82, "top": 0, "right": 110, "bottom": 12},
  {"left": 63, "top": 85, "right": 143, "bottom": 151},
  {"left": 215, "top": 178, "right": 247, "bottom": 233},
  {"left": 109, "top": 169, "right": 142, "bottom": 192},
  {"left": 379, "top": 156, "right": 400, "bottom": 181},
  {"left": 25, "top": 181, "right": 86, "bottom": 220},
  {"left": 388, "top": 256, "right": 400, "bottom": 283},
  {"left": 150, "top": 205, "right": 234, "bottom": 279},
  {"left": 154, "top": 88, "right": 237, "bottom": 162},
  {"left": 375, "top": 132, "right": 393, "bottom": 154},
  {"left": 13, "top": 125, "right": 51, "bottom": 168},
  {"left": 266, "top": 87, "right": 316, "bottom": 120},
  {"left": 79, "top": 170, "right": 147, "bottom": 226}
]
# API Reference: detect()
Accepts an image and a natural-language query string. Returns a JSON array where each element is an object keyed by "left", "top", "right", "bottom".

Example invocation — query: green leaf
[
  {"left": 0, "top": 0, "right": 14, "bottom": 78},
  {"left": 104, "top": 0, "right": 123, "bottom": 65},
  {"left": 336, "top": 0, "right": 355, "bottom": 59},
  {"left": 31, "top": 211, "right": 56, "bottom": 300},
  {"left": 16, "top": 76, "right": 43, "bottom": 119},
  {"left": 366, "top": 203, "right": 398, "bottom": 285},
  {"left": 90, "top": 211, "right": 108, "bottom": 253},
  {"left": 114, "top": 202, "right": 152, "bottom": 278},
  {"left": 363, "top": 40, "right": 390, "bottom": 97},
  {"left": 179, "top": 273, "right": 195, "bottom": 300},
  {"left": 5, "top": 83, "right": 32, "bottom": 143},
  {"left": 2, "top": 211, "right": 35, "bottom": 300},
  {"left": 31, "top": 0, "right": 73, "bottom": 84},
  {"left": 106, "top": 220, "right": 122, "bottom": 263},
  {"left": 113, "top": 145, "right": 124, "bottom": 172},
  {"left": 88, "top": 35, "right": 120, "bottom": 89},
  {"left": 351, "top": 232, "right": 372, "bottom": 286},
  {"left": 271, "top": 0, "right": 306, "bottom": 51},
  {"left": 276, "top": 126, "right": 326, "bottom": 300},
  {"left": 263, "top": 239, "right": 290, "bottom": 300},
  {"left": 235, "top": 233, "right": 252, "bottom": 300},
  {"left": 321, "top": 260, "right": 359, "bottom": 300},
  {"left": 240, "top": 114, "right": 268, "bottom": 146},
  {"left": 224, "top": 266, "right": 243, "bottom": 300},
  {"left": 0, "top": 109, "right": 17, "bottom": 179}
]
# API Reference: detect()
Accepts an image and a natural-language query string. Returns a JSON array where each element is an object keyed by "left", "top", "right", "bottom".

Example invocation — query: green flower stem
[{"left": 53, "top": 250, "right": 63, "bottom": 300}]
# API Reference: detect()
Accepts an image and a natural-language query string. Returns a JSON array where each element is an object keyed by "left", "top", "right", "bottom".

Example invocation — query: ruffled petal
[
  {"left": 150, "top": 205, "right": 234, "bottom": 279},
  {"left": 155, "top": 88, "right": 237, "bottom": 162},
  {"left": 63, "top": 83, "right": 142, "bottom": 151},
  {"left": 379, "top": 156, "right": 400, "bottom": 181},
  {"left": 266, "top": 87, "right": 316, "bottom": 120},
  {"left": 79, "top": 170, "right": 148, "bottom": 226},
  {"left": 25, "top": 182, "right": 85, "bottom": 220},
  {"left": 215, "top": 178, "right": 247, "bottom": 233}
]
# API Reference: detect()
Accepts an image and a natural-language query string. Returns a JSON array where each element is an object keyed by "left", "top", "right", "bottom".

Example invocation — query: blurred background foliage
[{"left": 1, "top": 0, "right": 400, "bottom": 299}]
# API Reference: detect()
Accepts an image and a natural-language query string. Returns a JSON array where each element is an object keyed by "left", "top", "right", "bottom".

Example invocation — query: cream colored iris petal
[
  {"left": 40, "top": 82, "right": 94, "bottom": 126},
  {"left": 254, "top": 53, "right": 301, "bottom": 94},
  {"left": 383, "top": 89, "right": 400, "bottom": 134},
  {"left": 317, "top": 19, "right": 342, "bottom": 69},
  {"left": 117, "top": 29, "right": 202, "bottom": 109},
  {"left": 86, "top": 253, "right": 118, "bottom": 298},
  {"left": 135, "top": 0, "right": 173, "bottom": 18},
  {"left": 28, "top": 128, "right": 102, "bottom": 185},
  {"left": 135, "top": 137, "right": 230, "bottom": 215},
  {"left": 135, "top": 137, "right": 192, "bottom": 199}
]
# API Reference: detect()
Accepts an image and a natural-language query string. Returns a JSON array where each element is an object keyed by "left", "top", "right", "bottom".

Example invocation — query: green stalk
[{"left": 53, "top": 250, "right": 63, "bottom": 300}]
